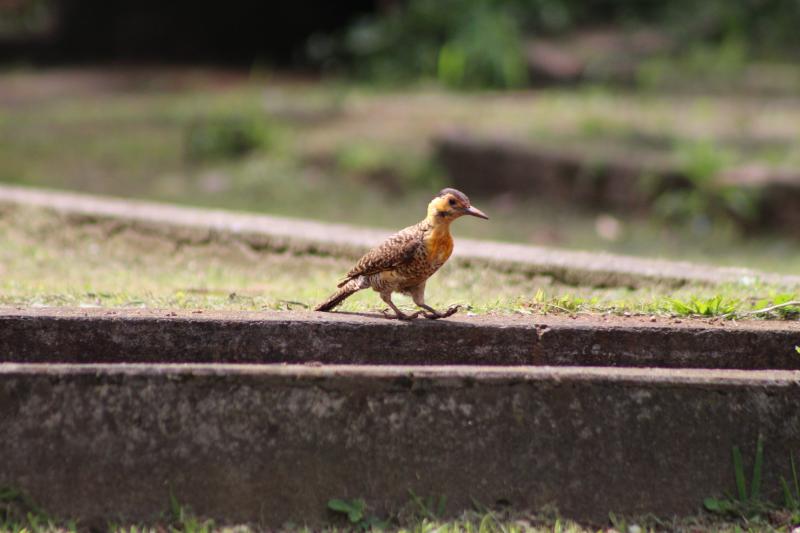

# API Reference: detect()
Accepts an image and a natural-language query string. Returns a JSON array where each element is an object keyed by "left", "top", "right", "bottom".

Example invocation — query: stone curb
[
  {"left": 2, "top": 307, "right": 799, "bottom": 369},
  {"left": 1, "top": 363, "right": 799, "bottom": 526},
  {"left": 2, "top": 184, "right": 797, "bottom": 288}
]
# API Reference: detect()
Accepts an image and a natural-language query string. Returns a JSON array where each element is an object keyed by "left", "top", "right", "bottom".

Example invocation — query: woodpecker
[{"left": 315, "top": 188, "right": 488, "bottom": 320}]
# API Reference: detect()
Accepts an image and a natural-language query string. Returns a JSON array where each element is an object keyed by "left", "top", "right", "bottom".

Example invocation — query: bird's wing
[{"left": 337, "top": 225, "right": 424, "bottom": 287}]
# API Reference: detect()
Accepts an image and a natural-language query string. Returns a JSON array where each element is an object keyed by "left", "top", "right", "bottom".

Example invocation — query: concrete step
[
  {"left": 2, "top": 307, "right": 799, "bottom": 370},
  {"left": 1, "top": 363, "right": 798, "bottom": 526}
]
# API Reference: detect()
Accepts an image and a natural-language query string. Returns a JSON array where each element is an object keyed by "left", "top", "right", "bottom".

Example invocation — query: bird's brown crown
[
  {"left": 426, "top": 187, "right": 491, "bottom": 223},
  {"left": 437, "top": 188, "right": 471, "bottom": 205}
]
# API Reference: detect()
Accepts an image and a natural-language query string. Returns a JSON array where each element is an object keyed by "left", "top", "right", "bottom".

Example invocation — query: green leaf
[
  {"left": 704, "top": 497, "right": 738, "bottom": 515},
  {"left": 327, "top": 498, "right": 366, "bottom": 523},
  {"left": 349, "top": 505, "right": 365, "bottom": 523},
  {"left": 795, "top": 346, "right": 800, "bottom": 355},
  {"left": 704, "top": 498, "right": 723, "bottom": 512},
  {"left": 327, "top": 498, "right": 352, "bottom": 513}
]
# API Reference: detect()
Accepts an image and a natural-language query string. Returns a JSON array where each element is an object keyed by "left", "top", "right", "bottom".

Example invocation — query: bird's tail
[{"left": 314, "top": 277, "right": 365, "bottom": 312}]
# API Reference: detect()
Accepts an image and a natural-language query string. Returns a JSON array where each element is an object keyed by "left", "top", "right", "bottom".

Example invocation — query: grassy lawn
[
  {"left": 1, "top": 204, "right": 797, "bottom": 320},
  {"left": 2, "top": 68, "right": 800, "bottom": 275},
  {"left": 0, "top": 69, "right": 798, "bottom": 316}
]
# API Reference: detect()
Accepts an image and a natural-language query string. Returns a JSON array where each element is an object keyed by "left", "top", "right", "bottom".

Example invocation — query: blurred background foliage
[
  {"left": 4, "top": 0, "right": 800, "bottom": 82},
  {"left": 335, "top": 0, "right": 529, "bottom": 88},
  {"left": 311, "top": 0, "right": 800, "bottom": 89}
]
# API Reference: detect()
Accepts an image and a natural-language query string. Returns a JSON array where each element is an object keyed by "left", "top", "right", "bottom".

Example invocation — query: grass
[
  {"left": 3, "top": 491, "right": 799, "bottom": 533},
  {"left": 663, "top": 295, "right": 739, "bottom": 317},
  {"left": 3, "top": 69, "right": 800, "bottom": 275},
  {"left": 704, "top": 436, "right": 800, "bottom": 528},
  {"left": 0, "top": 204, "right": 797, "bottom": 319},
  {"left": 2, "top": 481, "right": 799, "bottom": 532}
]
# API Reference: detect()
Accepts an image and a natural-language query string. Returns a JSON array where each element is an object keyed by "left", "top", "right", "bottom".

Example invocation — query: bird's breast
[{"left": 424, "top": 226, "right": 454, "bottom": 267}]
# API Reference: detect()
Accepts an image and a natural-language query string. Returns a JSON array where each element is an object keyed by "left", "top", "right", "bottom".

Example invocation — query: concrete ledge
[
  {"left": 2, "top": 307, "right": 799, "bottom": 369},
  {"left": 2, "top": 184, "right": 798, "bottom": 288},
  {"left": 1, "top": 363, "right": 799, "bottom": 526},
  {"left": 436, "top": 133, "right": 800, "bottom": 237}
]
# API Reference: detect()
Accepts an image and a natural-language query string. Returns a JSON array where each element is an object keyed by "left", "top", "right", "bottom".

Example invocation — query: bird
[{"left": 315, "top": 188, "right": 489, "bottom": 320}]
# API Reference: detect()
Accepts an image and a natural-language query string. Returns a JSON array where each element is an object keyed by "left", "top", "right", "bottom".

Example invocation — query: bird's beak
[{"left": 464, "top": 205, "right": 489, "bottom": 220}]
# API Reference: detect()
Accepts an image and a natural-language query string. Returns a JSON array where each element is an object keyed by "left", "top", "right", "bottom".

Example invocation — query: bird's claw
[
  {"left": 397, "top": 310, "right": 423, "bottom": 321},
  {"left": 381, "top": 308, "right": 422, "bottom": 321},
  {"left": 422, "top": 305, "right": 461, "bottom": 320}
]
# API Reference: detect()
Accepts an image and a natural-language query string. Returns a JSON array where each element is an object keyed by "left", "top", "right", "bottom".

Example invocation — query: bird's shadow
[{"left": 328, "top": 310, "right": 468, "bottom": 324}]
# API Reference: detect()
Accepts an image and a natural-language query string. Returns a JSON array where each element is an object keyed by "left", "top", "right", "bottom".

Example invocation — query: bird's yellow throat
[{"left": 424, "top": 197, "right": 455, "bottom": 263}]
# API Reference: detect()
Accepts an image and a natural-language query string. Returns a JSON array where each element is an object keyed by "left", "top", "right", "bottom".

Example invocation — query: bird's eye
[{"left": 448, "top": 198, "right": 456, "bottom": 207}]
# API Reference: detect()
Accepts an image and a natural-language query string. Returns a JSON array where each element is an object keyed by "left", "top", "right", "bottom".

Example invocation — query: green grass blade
[
  {"left": 169, "top": 490, "right": 182, "bottom": 522},
  {"left": 750, "top": 436, "right": 764, "bottom": 500},
  {"left": 792, "top": 452, "right": 800, "bottom": 500},
  {"left": 478, "top": 513, "right": 493, "bottom": 533},
  {"left": 436, "top": 495, "right": 447, "bottom": 518},
  {"left": 732, "top": 446, "right": 747, "bottom": 501},
  {"left": 408, "top": 489, "right": 435, "bottom": 520},
  {"left": 780, "top": 477, "right": 797, "bottom": 508}
]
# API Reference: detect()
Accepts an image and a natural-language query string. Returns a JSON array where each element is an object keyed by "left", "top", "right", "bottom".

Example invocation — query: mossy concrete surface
[
  {"left": 1, "top": 307, "right": 799, "bottom": 369},
  {"left": 0, "top": 363, "right": 798, "bottom": 526},
  {"left": 2, "top": 183, "right": 798, "bottom": 289}
]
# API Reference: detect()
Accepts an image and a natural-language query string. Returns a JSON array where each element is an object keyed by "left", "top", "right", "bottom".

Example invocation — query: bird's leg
[
  {"left": 380, "top": 292, "right": 421, "bottom": 321},
  {"left": 410, "top": 284, "right": 461, "bottom": 319}
]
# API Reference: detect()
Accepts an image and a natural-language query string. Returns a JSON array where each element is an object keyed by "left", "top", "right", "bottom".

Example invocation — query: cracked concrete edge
[
  {"left": 1, "top": 363, "right": 799, "bottom": 526},
  {"left": 2, "top": 307, "right": 799, "bottom": 369},
  {"left": 1, "top": 184, "right": 797, "bottom": 288}
]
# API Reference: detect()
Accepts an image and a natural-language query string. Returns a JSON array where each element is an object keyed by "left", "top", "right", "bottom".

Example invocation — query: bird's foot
[
  {"left": 380, "top": 308, "right": 422, "bottom": 321},
  {"left": 422, "top": 305, "right": 461, "bottom": 320}
]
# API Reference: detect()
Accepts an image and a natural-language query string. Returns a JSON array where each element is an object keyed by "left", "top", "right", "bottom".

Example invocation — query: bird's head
[{"left": 427, "top": 188, "right": 489, "bottom": 223}]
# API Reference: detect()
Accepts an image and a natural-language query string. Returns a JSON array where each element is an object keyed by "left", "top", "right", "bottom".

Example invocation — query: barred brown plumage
[{"left": 314, "top": 188, "right": 489, "bottom": 320}]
